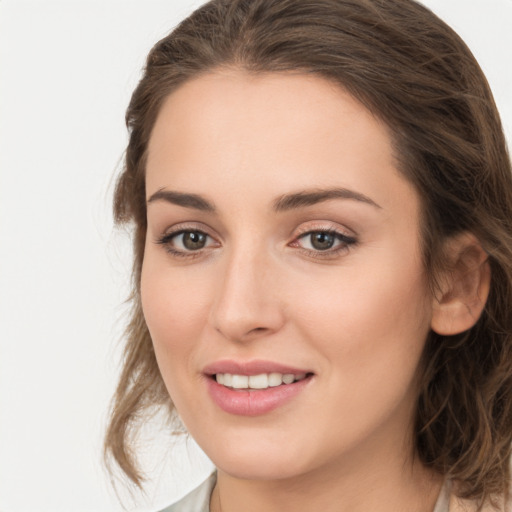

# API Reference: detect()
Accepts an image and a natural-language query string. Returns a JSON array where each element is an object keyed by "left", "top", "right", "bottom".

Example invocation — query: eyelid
[
  {"left": 292, "top": 221, "right": 356, "bottom": 239},
  {"left": 158, "top": 221, "right": 218, "bottom": 239}
]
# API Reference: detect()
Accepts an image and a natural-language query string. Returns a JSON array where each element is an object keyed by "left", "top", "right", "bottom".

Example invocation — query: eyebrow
[
  {"left": 147, "top": 189, "right": 216, "bottom": 212},
  {"left": 146, "top": 186, "right": 381, "bottom": 212},
  {"left": 273, "top": 187, "right": 381, "bottom": 211}
]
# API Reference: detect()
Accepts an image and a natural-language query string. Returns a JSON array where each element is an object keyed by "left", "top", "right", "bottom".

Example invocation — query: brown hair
[{"left": 105, "top": 0, "right": 512, "bottom": 504}]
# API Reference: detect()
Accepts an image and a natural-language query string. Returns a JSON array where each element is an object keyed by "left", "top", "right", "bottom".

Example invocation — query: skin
[{"left": 142, "top": 69, "right": 445, "bottom": 512}]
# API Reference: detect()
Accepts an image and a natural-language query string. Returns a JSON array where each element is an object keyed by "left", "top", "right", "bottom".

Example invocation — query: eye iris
[
  {"left": 310, "top": 232, "right": 335, "bottom": 250},
  {"left": 183, "top": 231, "right": 207, "bottom": 250}
]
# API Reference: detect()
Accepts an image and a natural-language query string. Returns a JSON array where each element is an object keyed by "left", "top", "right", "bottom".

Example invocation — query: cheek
[
  {"left": 284, "top": 254, "right": 432, "bottom": 449},
  {"left": 291, "top": 247, "right": 432, "bottom": 386},
  {"left": 141, "top": 250, "right": 212, "bottom": 332},
  {"left": 140, "top": 254, "right": 213, "bottom": 393}
]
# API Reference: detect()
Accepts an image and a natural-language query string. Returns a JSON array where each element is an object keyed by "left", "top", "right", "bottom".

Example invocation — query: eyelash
[
  {"left": 155, "top": 226, "right": 357, "bottom": 260},
  {"left": 156, "top": 228, "right": 216, "bottom": 259},
  {"left": 291, "top": 229, "right": 357, "bottom": 259}
]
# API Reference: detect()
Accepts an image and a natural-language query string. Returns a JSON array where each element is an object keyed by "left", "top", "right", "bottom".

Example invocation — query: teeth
[
  {"left": 268, "top": 373, "right": 282, "bottom": 387},
  {"left": 248, "top": 374, "right": 268, "bottom": 389},
  {"left": 282, "top": 374, "right": 295, "bottom": 384},
  {"left": 215, "top": 372, "right": 307, "bottom": 389},
  {"left": 231, "top": 375, "right": 249, "bottom": 389}
]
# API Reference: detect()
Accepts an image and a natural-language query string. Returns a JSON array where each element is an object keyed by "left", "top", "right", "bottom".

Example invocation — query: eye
[
  {"left": 302, "top": 232, "right": 339, "bottom": 251},
  {"left": 156, "top": 229, "right": 217, "bottom": 256},
  {"left": 293, "top": 229, "right": 357, "bottom": 255},
  {"left": 175, "top": 231, "right": 209, "bottom": 251}
]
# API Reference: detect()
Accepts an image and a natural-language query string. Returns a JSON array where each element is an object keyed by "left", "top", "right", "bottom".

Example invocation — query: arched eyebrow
[
  {"left": 147, "top": 189, "right": 216, "bottom": 212},
  {"left": 273, "top": 188, "right": 381, "bottom": 211},
  {"left": 146, "top": 187, "right": 381, "bottom": 212}
]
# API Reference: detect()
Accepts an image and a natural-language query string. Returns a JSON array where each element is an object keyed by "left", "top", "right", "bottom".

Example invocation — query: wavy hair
[{"left": 105, "top": 0, "right": 512, "bottom": 504}]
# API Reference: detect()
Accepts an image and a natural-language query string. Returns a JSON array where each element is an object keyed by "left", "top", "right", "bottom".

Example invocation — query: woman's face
[{"left": 142, "top": 70, "right": 434, "bottom": 480}]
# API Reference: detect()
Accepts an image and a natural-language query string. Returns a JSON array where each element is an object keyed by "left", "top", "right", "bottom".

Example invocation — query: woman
[{"left": 105, "top": 0, "right": 512, "bottom": 510}]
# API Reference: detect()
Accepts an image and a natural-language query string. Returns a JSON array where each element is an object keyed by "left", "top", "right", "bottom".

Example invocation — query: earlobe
[{"left": 430, "top": 233, "right": 491, "bottom": 336}]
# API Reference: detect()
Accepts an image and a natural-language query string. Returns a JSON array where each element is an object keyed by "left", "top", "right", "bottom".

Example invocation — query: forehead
[
  {"left": 146, "top": 69, "right": 416, "bottom": 215},
  {"left": 147, "top": 69, "right": 387, "bottom": 164}
]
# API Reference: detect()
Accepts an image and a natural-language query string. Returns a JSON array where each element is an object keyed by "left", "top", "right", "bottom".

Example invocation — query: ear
[{"left": 431, "top": 233, "right": 491, "bottom": 336}]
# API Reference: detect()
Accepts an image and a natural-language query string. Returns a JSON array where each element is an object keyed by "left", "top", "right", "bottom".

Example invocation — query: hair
[{"left": 105, "top": 0, "right": 512, "bottom": 505}]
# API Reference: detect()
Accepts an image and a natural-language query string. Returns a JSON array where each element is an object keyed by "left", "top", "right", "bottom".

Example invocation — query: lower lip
[{"left": 205, "top": 376, "right": 312, "bottom": 416}]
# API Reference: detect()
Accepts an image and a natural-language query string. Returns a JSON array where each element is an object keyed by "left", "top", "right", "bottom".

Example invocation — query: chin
[
  {"left": 215, "top": 452, "right": 309, "bottom": 481},
  {"left": 195, "top": 428, "right": 320, "bottom": 481}
]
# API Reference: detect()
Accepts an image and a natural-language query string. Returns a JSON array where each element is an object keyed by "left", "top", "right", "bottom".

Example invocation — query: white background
[{"left": 0, "top": 1, "right": 511, "bottom": 511}]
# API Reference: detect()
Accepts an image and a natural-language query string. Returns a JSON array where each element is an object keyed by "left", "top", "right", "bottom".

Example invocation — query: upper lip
[{"left": 203, "top": 359, "right": 313, "bottom": 376}]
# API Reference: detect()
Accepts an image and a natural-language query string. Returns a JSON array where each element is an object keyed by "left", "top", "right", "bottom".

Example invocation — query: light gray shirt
[{"left": 160, "top": 473, "right": 217, "bottom": 512}]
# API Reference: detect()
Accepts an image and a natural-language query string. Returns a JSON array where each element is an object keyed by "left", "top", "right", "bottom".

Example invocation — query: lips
[
  {"left": 203, "top": 360, "right": 314, "bottom": 416},
  {"left": 203, "top": 359, "right": 312, "bottom": 376}
]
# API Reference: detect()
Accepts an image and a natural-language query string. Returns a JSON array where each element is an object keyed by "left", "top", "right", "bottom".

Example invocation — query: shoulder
[
  {"left": 449, "top": 493, "right": 512, "bottom": 512},
  {"left": 435, "top": 480, "right": 511, "bottom": 512},
  {"left": 159, "top": 473, "right": 217, "bottom": 512}
]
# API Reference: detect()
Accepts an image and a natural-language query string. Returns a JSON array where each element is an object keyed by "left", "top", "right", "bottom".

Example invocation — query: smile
[
  {"left": 203, "top": 361, "right": 314, "bottom": 416},
  {"left": 215, "top": 372, "right": 308, "bottom": 389}
]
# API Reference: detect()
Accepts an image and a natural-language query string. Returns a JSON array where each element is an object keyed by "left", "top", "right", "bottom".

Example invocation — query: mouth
[
  {"left": 212, "top": 372, "right": 311, "bottom": 390},
  {"left": 203, "top": 361, "right": 314, "bottom": 416}
]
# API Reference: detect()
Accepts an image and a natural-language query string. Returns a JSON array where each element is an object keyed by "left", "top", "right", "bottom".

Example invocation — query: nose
[{"left": 209, "top": 247, "right": 286, "bottom": 343}]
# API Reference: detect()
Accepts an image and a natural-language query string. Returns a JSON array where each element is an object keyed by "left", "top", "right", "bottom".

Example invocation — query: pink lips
[
  {"left": 203, "top": 359, "right": 313, "bottom": 416},
  {"left": 203, "top": 359, "right": 311, "bottom": 376}
]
